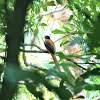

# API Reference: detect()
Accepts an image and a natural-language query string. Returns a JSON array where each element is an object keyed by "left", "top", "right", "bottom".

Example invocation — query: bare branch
[
  {"left": 36, "top": 6, "right": 66, "bottom": 18},
  {"left": 77, "top": 62, "right": 100, "bottom": 64},
  {"left": 66, "top": 58, "right": 87, "bottom": 70},
  {"left": 22, "top": 43, "right": 44, "bottom": 50},
  {"left": 20, "top": 49, "right": 48, "bottom": 53}
]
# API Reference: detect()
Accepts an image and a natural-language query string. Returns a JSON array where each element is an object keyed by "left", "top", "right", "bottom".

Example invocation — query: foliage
[{"left": 0, "top": 0, "right": 100, "bottom": 100}]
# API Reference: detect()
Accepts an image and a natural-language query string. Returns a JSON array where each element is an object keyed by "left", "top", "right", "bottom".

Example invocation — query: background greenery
[{"left": 0, "top": 0, "right": 100, "bottom": 100}]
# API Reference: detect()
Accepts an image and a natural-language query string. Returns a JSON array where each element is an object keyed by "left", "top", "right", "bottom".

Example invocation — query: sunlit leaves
[
  {"left": 52, "top": 29, "right": 65, "bottom": 34},
  {"left": 63, "top": 26, "right": 71, "bottom": 33},
  {"left": 60, "top": 36, "right": 69, "bottom": 47},
  {"left": 60, "top": 40, "right": 69, "bottom": 47}
]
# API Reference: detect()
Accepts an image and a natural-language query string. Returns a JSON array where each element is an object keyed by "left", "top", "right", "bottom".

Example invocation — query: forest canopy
[{"left": 0, "top": 0, "right": 100, "bottom": 100}]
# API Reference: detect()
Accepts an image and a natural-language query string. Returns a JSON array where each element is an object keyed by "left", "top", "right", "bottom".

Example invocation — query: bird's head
[{"left": 45, "top": 35, "right": 50, "bottom": 39}]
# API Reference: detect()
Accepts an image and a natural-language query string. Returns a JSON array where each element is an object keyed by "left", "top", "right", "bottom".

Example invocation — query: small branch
[
  {"left": 20, "top": 49, "right": 48, "bottom": 53},
  {"left": 36, "top": 6, "right": 66, "bottom": 18},
  {"left": 54, "top": 34, "right": 72, "bottom": 43},
  {"left": 66, "top": 58, "right": 87, "bottom": 70},
  {"left": 77, "top": 62, "right": 100, "bottom": 64},
  {"left": 22, "top": 43, "right": 44, "bottom": 50},
  {"left": 54, "top": 35, "right": 68, "bottom": 43}
]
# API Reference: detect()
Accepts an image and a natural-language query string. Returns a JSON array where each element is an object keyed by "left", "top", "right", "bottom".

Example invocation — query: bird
[{"left": 44, "top": 35, "right": 58, "bottom": 65}]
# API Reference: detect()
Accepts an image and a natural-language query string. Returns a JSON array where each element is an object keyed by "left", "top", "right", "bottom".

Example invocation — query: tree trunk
[{"left": 0, "top": 0, "right": 32, "bottom": 100}]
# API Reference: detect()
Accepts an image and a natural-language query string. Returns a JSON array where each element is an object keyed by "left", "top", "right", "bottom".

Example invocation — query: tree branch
[
  {"left": 66, "top": 58, "right": 87, "bottom": 70},
  {"left": 36, "top": 6, "right": 66, "bottom": 18},
  {"left": 22, "top": 43, "right": 44, "bottom": 50},
  {"left": 20, "top": 49, "right": 48, "bottom": 53},
  {"left": 77, "top": 62, "right": 100, "bottom": 64}
]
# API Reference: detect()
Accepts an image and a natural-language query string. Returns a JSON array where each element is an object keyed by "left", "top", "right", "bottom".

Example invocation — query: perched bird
[{"left": 44, "top": 36, "right": 58, "bottom": 65}]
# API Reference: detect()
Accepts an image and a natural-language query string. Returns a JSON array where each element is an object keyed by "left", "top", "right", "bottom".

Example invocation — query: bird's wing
[{"left": 44, "top": 40, "right": 55, "bottom": 54}]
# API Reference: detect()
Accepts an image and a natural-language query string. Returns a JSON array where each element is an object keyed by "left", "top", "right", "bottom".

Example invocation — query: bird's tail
[{"left": 51, "top": 54, "right": 58, "bottom": 65}]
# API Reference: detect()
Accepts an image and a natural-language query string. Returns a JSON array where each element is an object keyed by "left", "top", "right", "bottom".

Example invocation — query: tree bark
[{"left": 0, "top": 0, "right": 32, "bottom": 100}]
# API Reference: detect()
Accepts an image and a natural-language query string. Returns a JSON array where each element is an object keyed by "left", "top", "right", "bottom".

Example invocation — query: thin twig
[
  {"left": 20, "top": 49, "right": 48, "bottom": 53},
  {"left": 77, "top": 62, "right": 100, "bottom": 64},
  {"left": 54, "top": 34, "right": 72, "bottom": 43},
  {"left": 36, "top": 6, "right": 66, "bottom": 18},
  {"left": 21, "top": 43, "right": 44, "bottom": 50},
  {"left": 66, "top": 58, "right": 87, "bottom": 70},
  {"left": 54, "top": 35, "right": 68, "bottom": 43}
]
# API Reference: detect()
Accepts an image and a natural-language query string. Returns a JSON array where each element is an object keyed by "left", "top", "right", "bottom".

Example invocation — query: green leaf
[
  {"left": 81, "top": 9, "right": 90, "bottom": 19},
  {"left": 67, "top": 5, "right": 73, "bottom": 11},
  {"left": 97, "top": 2, "right": 100, "bottom": 10},
  {"left": 63, "top": 26, "right": 71, "bottom": 33},
  {"left": 56, "top": 52, "right": 66, "bottom": 59},
  {"left": 56, "top": 0, "right": 62, "bottom": 4},
  {"left": 47, "top": 1, "right": 55, "bottom": 6},
  {"left": 60, "top": 63, "right": 75, "bottom": 78},
  {"left": 74, "top": 3, "right": 81, "bottom": 11},
  {"left": 66, "top": 24, "right": 74, "bottom": 30},
  {"left": 35, "top": 5, "right": 40, "bottom": 14},
  {"left": 60, "top": 36, "right": 69, "bottom": 47},
  {"left": 55, "top": 86, "right": 72, "bottom": 99},
  {"left": 38, "top": 16, "right": 43, "bottom": 22},
  {"left": 34, "top": 27, "right": 38, "bottom": 36},
  {"left": 43, "top": 6, "right": 47, "bottom": 11},
  {"left": 0, "top": 48, "right": 5, "bottom": 51},
  {"left": 52, "top": 29, "right": 65, "bottom": 34},
  {"left": 0, "top": 43, "right": 3, "bottom": 45},
  {"left": 40, "top": 23, "right": 47, "bottom": 26},
  {"left": 68, "top": 15, "right": 73, "bottom": 21},
  {"left": 67, "top": 0, "right": 73, "bottom": 5},
  {"left": 25, "top": 81, "right": 43, "bottom": 99},
  {"left": 60, "top": 41, "right": 69, "bottom": 47}
]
